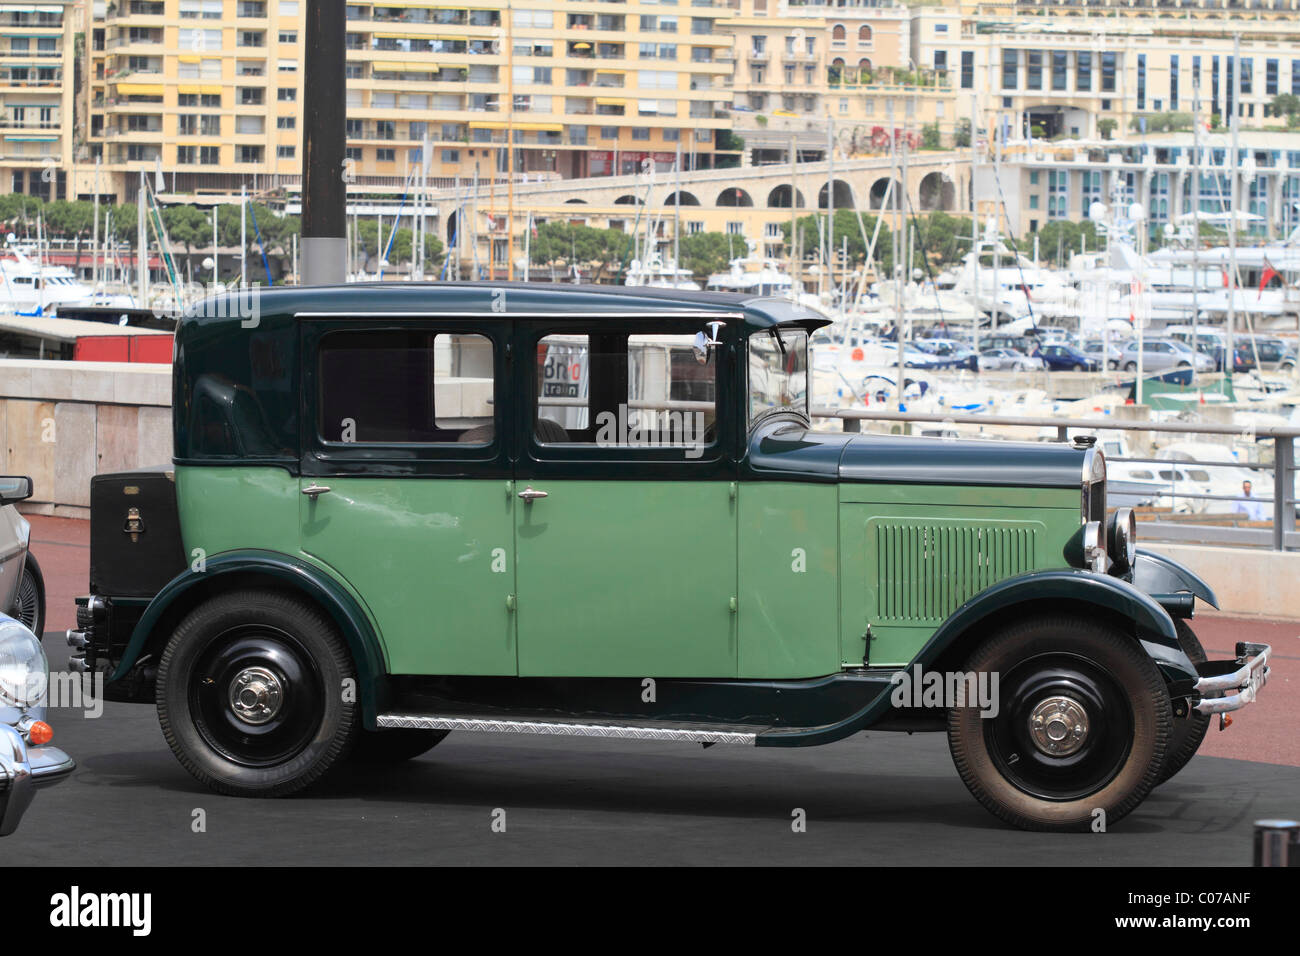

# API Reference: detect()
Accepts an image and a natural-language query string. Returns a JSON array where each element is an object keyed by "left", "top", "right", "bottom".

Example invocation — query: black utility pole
[{"left": 301, "top": 0, "right": 347, "bottom": 285}]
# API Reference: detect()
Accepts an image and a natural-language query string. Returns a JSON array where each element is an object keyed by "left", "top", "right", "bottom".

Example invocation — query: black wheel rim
[
  {"left": 188, "top": 625, "right": 325, "bottom": 768},
  {"left": 14, "top": 568, "right": 39, "bottom": 632},
  {"left": 984, "top": 652, "right": 1134, "bottom": 802}
]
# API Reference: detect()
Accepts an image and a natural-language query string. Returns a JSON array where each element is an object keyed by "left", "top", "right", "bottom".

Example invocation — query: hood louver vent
[{"left": 871, "top": 519, "right": 1042, "bottom": 624}]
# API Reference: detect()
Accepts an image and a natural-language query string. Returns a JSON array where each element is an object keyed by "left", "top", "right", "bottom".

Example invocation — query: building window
[
  {"left": 1026, "top": 50, "right": 1042, "bottom": 91},
  {"left": 442, "top": 149, "right": 459, "bottom": 162},
  {"left": 278, "top": 87, "right": 296, "bottom": 102},
  {"left": 1170, "top": 55, "right": 1179, "bottom": 111},
  {"left": 277, "top": 145, "right": 295, "bottom": 159},
  {"left": 1052, "top": 51, "right": 1067, "bottom": 91},
  {"left": 376, "top": 148, "right": 395, "bottom": 162},
  {"left": 1136, "top": 54, "right": 1146, "bottom": 111},
  {"left": 961, "top": 51, "right": 973, "bottom": 90},
  {"left": 1101, "top": 51, "right": 1116, "bottom": 93},
  {"left": 1240, "top": 57, "right": 1252, "bottom": 95},
  {"left": 1267, "top": 58, "right": 1278, "bottom": 97},
  {"left": 1001, "top": 49, "right": 1018, "bottom": 90},
  {"left": 277, "top": 116, "right": 295, "bottom": 129},
  {"left": 1077, "top": 52, "right": 1092, "bottom": 92},
  {"left": 200, "top": 145, "right": 220, "bottom": 165}
]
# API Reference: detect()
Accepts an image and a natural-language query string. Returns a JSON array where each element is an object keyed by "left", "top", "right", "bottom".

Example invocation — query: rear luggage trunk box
[{"left": 90, "top": 467, "right": 187, "bottom": 597}]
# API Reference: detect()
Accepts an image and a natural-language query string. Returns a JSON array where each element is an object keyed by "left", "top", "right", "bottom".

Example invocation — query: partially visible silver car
[
  {"left": 1, "top": 612, "right": 75, "bottom": 835},
  {"left": 0, "top": 476, "right": 43, "bottom": 639},
  {"left": 1119, "top": 338, "right": 1215, "bottom": 373},
  {"left": 978, "top": 347, "right": 1043, "bottom": 371}
]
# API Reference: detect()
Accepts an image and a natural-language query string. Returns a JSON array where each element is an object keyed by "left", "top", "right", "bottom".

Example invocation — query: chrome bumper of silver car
[
  {"left": 0, "top": 723, "right": 75, "bottom": 837},
  {"left": 1192, "top": 642, "right": 1271, "bottom": 716}
]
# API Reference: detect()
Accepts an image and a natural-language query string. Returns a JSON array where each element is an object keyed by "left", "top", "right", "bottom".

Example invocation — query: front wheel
[
  {"left": 12, "top": 552, "right": 44, "bottom": 639},
  {"left": 156, "top": 589, "right": 359, "bottom": 797},
  {"left": 1125, "top": 361, "right": 1138, "bottom": 372},
  {"left": 947, "top": 616, "right": 1171, "bottom": 831},
  {"left": 1157, "top": 620, "right": 1211, "bottom": 785}
]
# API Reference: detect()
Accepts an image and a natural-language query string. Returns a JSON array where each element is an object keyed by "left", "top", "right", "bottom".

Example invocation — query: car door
[
  {"left": 298, "top": 318, "right": 519, "bottom": 676},
  {"left": 511, "top": 317, "right": 739, "bottom": 678}
]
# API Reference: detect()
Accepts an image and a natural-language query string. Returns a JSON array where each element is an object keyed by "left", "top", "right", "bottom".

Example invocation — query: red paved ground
[{"left": 25, "top": 514, "right": 1298, "bottom": 767}]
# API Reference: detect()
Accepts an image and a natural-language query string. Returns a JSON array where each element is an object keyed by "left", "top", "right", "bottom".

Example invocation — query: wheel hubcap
[
  {"left": 14, "top": 569, "right": 39, "bottom": 631},
  {"left": 188, "top": 627, "right": 324, "bottom": 768},
  {"left": 228, "top": 666, "right": 284, "bottom": 726},
  {"left": 1028, "top": 695, "right": 1089, "bottom": 756},
  {"left": 985, "top": 653, "right": 1134, "bottom": 802}
]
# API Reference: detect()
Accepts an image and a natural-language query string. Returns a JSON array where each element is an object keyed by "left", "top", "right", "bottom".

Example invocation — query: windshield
[{"left": 748, "top": 327, "right": 809, "bottom": 425}]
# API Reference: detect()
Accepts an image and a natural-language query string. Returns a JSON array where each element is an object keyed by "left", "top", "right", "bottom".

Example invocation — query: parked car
[
  {"left": 1119, "top": 338, "right": 1214, "bottom": 374},
  {"left": 1251, "top": 338, "right": 1298, "bottom": 372},
  {"left": 914, "top": 338, "right": 979, "bottom": 371},
  {"left": 978, "top": 347, "right": 1043, "bottom": 371},
  {"left": 68, "top": 284, "right": 1269, "bottom": 832},
  {"left": 1081, "top": 339, "right": 1124, "bottom": 370},
  {"left": 0, "top": 479, "right": 44, "bottom": 639},
  {"left": 1032, "top": 343, "right": 1102, "bottom": 372},
  {"left": 1163, "top": 330, "right": 1254, "bottom": 373},
  {"left": 0, "top": 480, "right": 74, "bottom": 836}
]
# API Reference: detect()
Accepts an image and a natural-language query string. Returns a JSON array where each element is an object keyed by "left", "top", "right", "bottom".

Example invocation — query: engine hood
[{"left": 746, "top": 419, "right": 1090, "bottom": 489}]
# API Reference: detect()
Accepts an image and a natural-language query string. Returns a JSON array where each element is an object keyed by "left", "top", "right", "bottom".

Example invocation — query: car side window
[
  {"left": 318, "top": 330, "right": 495, "bottom": 444},
  {"left": 533, "top": 331, "right": 717, "bottom": 452}
]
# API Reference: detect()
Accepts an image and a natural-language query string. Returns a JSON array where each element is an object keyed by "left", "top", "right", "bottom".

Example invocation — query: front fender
[
  {"left": 112, "top": 549, "right": 389, "bottom": 727},
  {"left": 758, "top": 568, "right": 1192, "bottom": 748},
  {"left": 1131, "top": 548, "right": 1219, "bottom": 610}
]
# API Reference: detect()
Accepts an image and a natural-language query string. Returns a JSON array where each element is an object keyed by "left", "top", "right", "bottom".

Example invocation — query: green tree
[
  {"left": 1032, "top": 220, "right": 1101, "bottom": 266},
  {"left": 716, "top": 130, "right": 744, "bottom": 169},
  {"left": 1270, "top": 93, "right": 1300, "bottom": 123},
  {"left": 921, "top": 122, "right": 941, "bottom": 150},
  {"left": 953, "top": 118, "right": 972, "bottom": 149},
  {"left": 676, "top": 231, "right": 733, "bottom": 282},
  {"left": 1098, "top": 118, "right": 1117, "bottom": 140},
  {"left": 529, "top": 221, "right": 632, "bottom": 282}
]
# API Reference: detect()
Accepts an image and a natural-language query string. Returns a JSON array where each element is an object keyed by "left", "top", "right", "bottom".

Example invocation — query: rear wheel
[
  {"left": 351, "top": 729, "right": 449, "bottom": 764},
  {"left": 1156, "top": 619, "right": 1211, "bottom": 785},
  {"left": 156, "top": 590, "right": 359, "bottom": 797},
  {"left": 947, "top": 616, "right": 1170, "bottom": 831}
]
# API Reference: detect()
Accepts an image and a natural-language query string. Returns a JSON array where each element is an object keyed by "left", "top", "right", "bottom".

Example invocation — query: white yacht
[{"left": 0, "top": 243, "right": 136, "bottom": 315}]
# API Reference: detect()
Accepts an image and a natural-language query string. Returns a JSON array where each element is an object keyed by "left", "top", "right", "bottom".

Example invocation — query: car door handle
[
  {"left": 302, "top": 484, "right": 331, "bottom": 499},
  {"left": 517, "top": 487, "right": 548, "bottom": 502}
]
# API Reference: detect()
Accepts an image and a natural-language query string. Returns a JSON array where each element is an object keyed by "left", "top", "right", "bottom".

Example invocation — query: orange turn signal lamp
[{"left": 25, "top": 720, "right": 53, "bottom": 746}]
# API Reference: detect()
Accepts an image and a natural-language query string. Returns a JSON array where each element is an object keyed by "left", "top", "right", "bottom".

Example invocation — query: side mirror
[
  {"left": 0, "top": 476, "right": 32, "bottom": 506},
  {"left": 692, "top": 331, "right": 710, "bottom": 365},
  {"left": 693, "top": 320, "right": 726, "bottom": 365}
]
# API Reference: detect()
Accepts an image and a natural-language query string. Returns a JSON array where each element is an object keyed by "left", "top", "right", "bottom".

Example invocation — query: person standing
[{"left": 1237, "top": 480, "right": 1268, "bottom": 522}]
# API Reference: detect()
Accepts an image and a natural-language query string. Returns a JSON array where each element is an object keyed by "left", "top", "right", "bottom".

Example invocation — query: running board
[{"left": 376, "top": 713, "right": 758, "bottom": 745}]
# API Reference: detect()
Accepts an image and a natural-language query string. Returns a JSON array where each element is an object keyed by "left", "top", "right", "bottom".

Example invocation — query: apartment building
[
  {"left": 0, "top": 0, "right": 76, "bottom": 200},
  {"left": 79, "top": 0, "right": 736, "bottom": 203},
  {"left": 722, "top": 0, "right": 953, "bottom": 162},
  {"left": 911, "top": 3, "right": 1300, "bottom": 142},
  {"left": 996, "top": 132, "right": 1300, "bottom": 241}
]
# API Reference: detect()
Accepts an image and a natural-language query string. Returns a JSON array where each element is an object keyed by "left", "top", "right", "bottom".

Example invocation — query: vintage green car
[{"left": 69, "top": 284, "right": 1270, "bottom": 831}]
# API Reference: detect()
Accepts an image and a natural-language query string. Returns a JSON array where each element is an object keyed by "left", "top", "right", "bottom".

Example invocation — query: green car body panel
[{"left": 87, "top": 283, "right": 1207, "bottom": 739}]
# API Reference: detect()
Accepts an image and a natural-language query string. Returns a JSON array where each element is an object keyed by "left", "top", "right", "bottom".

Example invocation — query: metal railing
[{"left": 813, "top": 407, "right": 1299, "bottom": 551}]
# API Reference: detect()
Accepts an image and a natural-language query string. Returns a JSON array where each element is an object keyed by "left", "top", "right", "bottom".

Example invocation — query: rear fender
[{"left": 113, "top": 549, "right": 389, "bottom": 727}]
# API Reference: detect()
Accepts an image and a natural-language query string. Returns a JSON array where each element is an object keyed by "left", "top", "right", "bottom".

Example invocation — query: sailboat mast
[{"left": 1226, "top": 32, "right": 1241, "bottom": 387}]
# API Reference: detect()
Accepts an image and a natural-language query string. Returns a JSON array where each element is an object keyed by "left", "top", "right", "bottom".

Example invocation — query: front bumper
[
  {"left": 0, "top": 723, "right": 75, "bottom": 837},
  {"left": 1193, "top": 642, "right": 1271, "bottom": 716}
]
